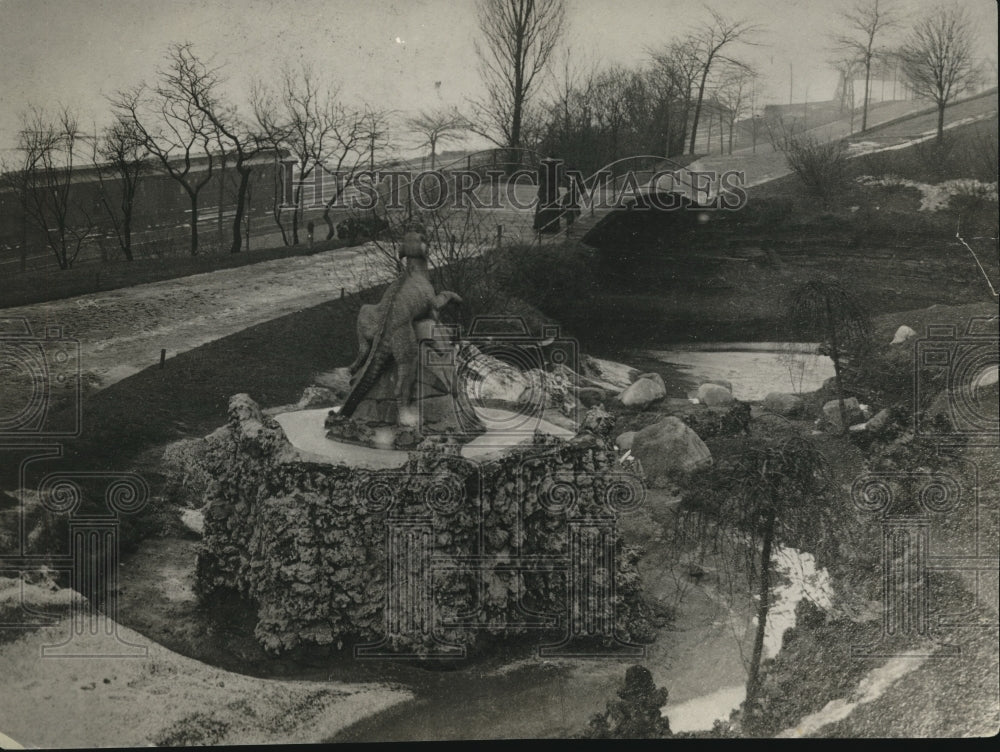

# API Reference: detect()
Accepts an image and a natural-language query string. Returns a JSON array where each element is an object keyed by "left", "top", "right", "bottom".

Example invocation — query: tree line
[{"left": 0, "top": 0, "right": 987, "bottom": 270}]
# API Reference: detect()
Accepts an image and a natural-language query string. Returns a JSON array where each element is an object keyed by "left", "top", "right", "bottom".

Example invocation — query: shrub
[
  {"left": 781, "top": 136, "right": 849, "bottom": 205},
  {"left": 583, "top": 665, "right": 672, "bottom": 739}
]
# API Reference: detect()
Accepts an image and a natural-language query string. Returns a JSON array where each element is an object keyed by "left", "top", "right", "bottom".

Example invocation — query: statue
[{"left": 326, "top": 227, "right": 469, "bottom": 448}]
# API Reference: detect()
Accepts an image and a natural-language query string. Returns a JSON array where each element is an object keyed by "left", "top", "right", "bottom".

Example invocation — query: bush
[
  {"left": 781, "top": 136, "right": 849, "bottom": 205},
  {"left": 583, "top": 665, "right": 672, "bottom": 739},
  {"left": 335, "top": 214, "right": 390, "bottom": 243}
]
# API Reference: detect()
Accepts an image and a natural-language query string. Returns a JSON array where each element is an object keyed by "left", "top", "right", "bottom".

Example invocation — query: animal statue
[{"left": 340, "top": 229, "right": 461, "bottom": 426}]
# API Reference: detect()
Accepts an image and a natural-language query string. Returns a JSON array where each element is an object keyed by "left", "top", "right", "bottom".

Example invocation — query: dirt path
[{"left": 2, "top": 244, "right": 390, "bottom": 393}]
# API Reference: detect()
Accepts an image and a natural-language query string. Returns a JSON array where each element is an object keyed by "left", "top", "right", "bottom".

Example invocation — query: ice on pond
[{"left": 644, "top": 343, "right": 835, "bottom": 401}]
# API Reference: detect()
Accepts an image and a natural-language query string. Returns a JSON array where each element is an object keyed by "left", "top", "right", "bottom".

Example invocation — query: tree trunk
[
  {"left": 189, "top": 192, "right": 199, "bottom": 255},
  {"left": 291, "top": 185, "right": 302, "bottom": 246},
  {"left": 323, "top": 205, "right": 336, "bottom": 241},
  {"left": 936, "top": 102, "right": 946, "bottom": 144},
  {"left": 122, "top": 211, "right": 133, "bottom": 261},
  {"left": 511, "top": 36, "right": 525, "bottom": 149},
  {"left": 861, "top": 60, "right": 872, "bottom": 132},
  {"left": 826, "top": 298, "right": 849, "bottom": 433},
  {"left": 746, "top": 511, "right": 776, "bottom": 709},
  {"left": 20, "top": 206, "right": 28, "bottom": 272},
  {"left": 688, "top": 67, "right": 711, "bottom": 154},
  {"left": 217, "top": 158, "right": 227, "bottom": 248},
  {"left": 230, "top": 166, "right": 251, "bottom": 253}
]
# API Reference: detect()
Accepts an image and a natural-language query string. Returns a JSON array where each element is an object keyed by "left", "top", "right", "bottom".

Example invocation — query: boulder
[
  {"left": 706, "top": 378, "right": 734, "bottom": 393},
  {"left": 682, "top": 401, "right": 751, "bottom": 438},
  {"left": 620, "top": 373, "right": 666, "bottom": 407},
  {"left": 297, "top": 385, "right": 341, "bottom": 409},
  {"left": 180, "top": 508, "right": 205, "bottom": 536},
  {"left": 577, "top": 386, "right": 611, "bottom": 408},
  {"left": 460, "top": 347, "right": 531, "bottom": 405},
  {"left": 616, "top": 430, "right": 637, "bottom": 451},
  {"left": 312, "top": 367, "right": 352, "bottom": 399},
  {"left": 763, "top": 392, "right": 804, "bottom": 417},
  {"left": 579, "top": 404, "right": 614, "bottom": 440},
  {"left": 697, "top": 382, "right": 734, "bottom": 406},
  {"left": 890, "top": 325, "right": 918, "bottom": 345},
  {"left": 581, "top": 355, "right": 639, "bottom": 391},
  {"left": 866, "top": 408, "right": 892, "bottom": 433},
  {"left": 630, "top": 417, "right": 712, "bottom": 487},
  {"left": 823, "top": 397, "right": 864, "bottom": 429}
]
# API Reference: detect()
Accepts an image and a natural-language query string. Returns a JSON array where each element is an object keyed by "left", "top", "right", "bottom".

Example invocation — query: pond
[{"left": 641, "top": 342, "right": 835, "bottom": 401}]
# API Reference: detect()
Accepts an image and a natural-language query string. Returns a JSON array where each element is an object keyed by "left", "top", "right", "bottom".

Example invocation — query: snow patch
[{"left": 856, "top": 175, "right": 998, "bottom": 212}]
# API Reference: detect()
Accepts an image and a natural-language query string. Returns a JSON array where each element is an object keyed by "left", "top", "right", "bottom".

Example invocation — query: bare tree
[
  {"left": 2, "top": 106, "right": 95, "bottom": 269},
  {"left": 158, "top": 43, "right": 273, "bottom": 254},
  {"left": 318, "top": 106, "right": 385, "bottom": 242},
  {"left": 254, "top": 65, "right": 352, "bottom": 246},
  {"left": 92, "top": 117, "right": 149, "bottom": 261},
  {"left": 250, "top": 80, "right": 294, "bottom": 247},
  {"left": 686, "top": 9, "right": 759, "bottom": 155},
  {"left": 407, "top": 107, "right": 468, "bottom": 170},
  {"left": 359, "top": 106, "right": 396, "bottom": 172},
  {"left": 113, "top": 43, "right": 225, "bottom": 256},
  {"left": 715, "top": 63, "right": 757, "bottom": 154},
  {"left": 591, "top": 66, "right": 633, "bottom": 162},
  {"left": 833, "top": 0, "right": 900, "bottom": 133},
  {"left": 470, "top": 0, "right": 567, "bottom": 149},
  {"left": 789, "top": 280, "right": 872, "bottom": 432},
  {"left": 830, "top": 54, "right": 863, "bottom": 133},
  {"left": 546, "top": 45, "right": 597, "bottom": 140},
  {"left": 648, "top": 39, "right": 703, "bottom": 157},
  {"left": 722, "top": 433, "right": 833, "bottom": 716},
  {"left": 898, "top": 4, "right": 979, "bottom": 144}
]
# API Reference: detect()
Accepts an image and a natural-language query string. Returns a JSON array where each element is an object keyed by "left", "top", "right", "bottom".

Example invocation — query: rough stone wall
[{"left": 195, "top": 395, "right": 649, "bottom": 655}]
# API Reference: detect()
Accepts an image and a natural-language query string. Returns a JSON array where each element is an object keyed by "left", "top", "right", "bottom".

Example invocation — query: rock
[
  {"left": 577, "top": 386, "right": 610, "bottom": 408},
  {"left": 312, "top": 367, "right": 352, "bottom": 399},
  {"left": 620, "top": 373, "right": 666, "bottom": 407},
  {"left": 616, "top": 431, "right": 637, "bottom": 451},
  {"left": 866, "top": 408, "right": 892, "bottom": 433},
  {"left": 891, "top": 325, "right": 918, "bottom": 345},
  {"left": 682, "top": 401, "right": 751, "bottom": 438},
  {"left": 763, "top": 392, "right": 804, "bottom": 417},
  {"left": 630, "top": 417, "right": 712, "bottom": 487},
  {"left": 697, "top": 383, "right": 734, "bottom": 406},
  {"left": 636, "top": 372, "right": 665, "bottom": 389},
  {"left": 297, "top": 386, "right": 340, "bottom": 409},
  {"left": 822, "top": 397, "right": 864, "bottom": 429},
  {"left": 706, "top": 378, "right": 734, "bottom": 393},
  {"left": 579, "top": 405, "right": 614, "bottom": 440},
  {"left": 180, "top": 508, "right": 205, "bottom": 536},
  {"left": 581, "top": 355, "right": 639, "bottom": 391},
  {"left": 459, "top": 345, "right": 531, "bottom": 404}
]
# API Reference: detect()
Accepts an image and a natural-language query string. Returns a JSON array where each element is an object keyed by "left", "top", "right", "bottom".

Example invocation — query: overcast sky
[{"left": 0, "top": 0, "right": 996, "bottom": 158}]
